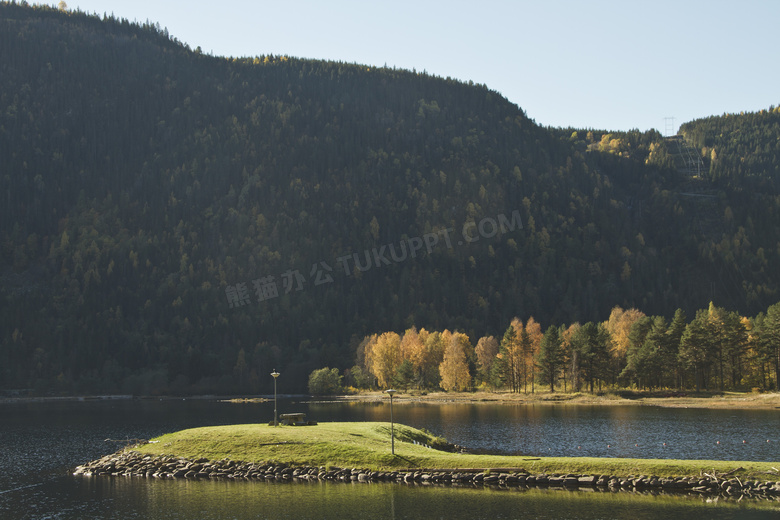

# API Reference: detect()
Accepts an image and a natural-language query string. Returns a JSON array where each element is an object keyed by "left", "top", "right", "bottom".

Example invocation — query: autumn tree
[
  {"left": 523, "top": 317, "right": 543, "bottom": 393},
  {"left": 400, "top": 327, "right": 425, "bottom": 388},
  {"left": 365, "top": 332, "right": 402, "bottom": 388},
  {"left": 419, "top": 329, "right": 446, "bottom": 389},
  {"left": 604, "top": 306, "right": 646, "bottom": 384},
  {"left": 509, "top": 318, "right": 525, "bottom": 392},
  {"left": 355, "top": 334, "right": 378, "bottom": 375},
  {"left": 439, "top": 331, "right": 472, "bottom": 391},
  {"left": 474, "top": 335, "right": 499, "bottom": 387}
]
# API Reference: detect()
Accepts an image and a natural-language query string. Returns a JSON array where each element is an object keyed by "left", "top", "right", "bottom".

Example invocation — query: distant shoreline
[
  {"left": 0, "top": 394, "right": 135, "bottom": 404},
  {"left": 319, "top": 390, "right": 780, "bottom": 410},
  {"left": 4, "top": 390, "right": 779, "bottom": 409}
]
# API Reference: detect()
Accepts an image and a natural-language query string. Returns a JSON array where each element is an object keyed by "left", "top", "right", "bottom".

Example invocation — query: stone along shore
[{"left": 73, "top": 450, "right": 780, "bottom": 500}]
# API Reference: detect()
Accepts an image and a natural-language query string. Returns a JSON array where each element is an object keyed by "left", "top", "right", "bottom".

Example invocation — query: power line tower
[
  {"left": 664, "top": 116, "right": 676, "bottom": 137},
  {"left": 665, "top": 135, "right": 704, "bottom": 177}
]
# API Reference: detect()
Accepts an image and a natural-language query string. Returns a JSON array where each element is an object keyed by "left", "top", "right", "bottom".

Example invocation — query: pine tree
[
  {"left": 536, "top": 325, "right": 563, "bottom": 392},
  {"left": 762, "top": 302, "right": 780, "bottom": 390},
  {"left": 666, "top": 309, "right": 687, "bottom": 389},
  {"left": 575, "top": 322, "right": 610, "bottom": 393},
  {"left": 679, "top": 310, "right": 716, "bottom": 391},
  {"left": 498, "top": 325, "right": 519, "bottom": 392}
]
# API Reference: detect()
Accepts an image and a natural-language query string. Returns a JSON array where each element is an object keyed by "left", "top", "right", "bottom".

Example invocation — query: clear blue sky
[{"left": 55, "top": 0, "right": 780, "bottom": 134}]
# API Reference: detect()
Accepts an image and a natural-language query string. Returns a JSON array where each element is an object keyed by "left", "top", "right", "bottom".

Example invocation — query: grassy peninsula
[{"left": 134, "top": 422, "right": 779, "bottom": 479}]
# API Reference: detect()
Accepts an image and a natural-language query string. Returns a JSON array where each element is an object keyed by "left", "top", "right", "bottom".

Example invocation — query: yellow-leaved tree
[
  {"left": 474, "top": 335, "right": 498, "bottom": 385},
  {"left": 420, "top": 329, "right": 446, "bottom": 389},
  {"left": 439, "top": 331, "right": 472, "bottom": 391},
  {"left": 365, "top": 332, "right": 402, "bottom": 388},
  {"left": 604, "top": 306, "right": 645, "bottom": 383},
  {"left": 523, "top": 317, "right": 543, "bottom": 393}
]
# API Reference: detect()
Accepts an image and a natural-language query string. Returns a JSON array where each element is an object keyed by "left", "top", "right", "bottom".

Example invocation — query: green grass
[{"left": 135, "top": 422, "right": 780, "bottom": 479}]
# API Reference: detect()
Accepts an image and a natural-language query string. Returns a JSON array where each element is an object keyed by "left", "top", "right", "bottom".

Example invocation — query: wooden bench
[{"left": 279, "top": 413, "right": 317, "bottom": 426}]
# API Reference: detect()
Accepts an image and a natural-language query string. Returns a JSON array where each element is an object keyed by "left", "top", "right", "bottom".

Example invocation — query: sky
[{"left": 51, "top": 0, "right": 780, "bottom": 134}]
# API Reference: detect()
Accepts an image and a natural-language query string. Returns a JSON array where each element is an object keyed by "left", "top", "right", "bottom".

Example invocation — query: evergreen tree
[
  {"left": 679, "top": 310, "right": 716, "bottom": 391},
  {"left": 575, "top": 322, "right": 609, "bottom": 393},
  {"left": 626, "top": 316, "right": 666, "bottom": 389},
  {"left": 498, "top": 325, "right": 519, "bottom": 392},
  {"left": 762, "top": 302, "right": 780, "bottom": 390},
  {"left": 665, "top": 309, "right": 687, "bottom": 389},
  {"left": 536, "top": 325, "right": 563, "bottom": 392}
]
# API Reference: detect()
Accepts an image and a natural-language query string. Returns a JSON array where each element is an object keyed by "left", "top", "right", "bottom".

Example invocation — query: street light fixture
[
  {"left": 385, "top": 389, "right": 397, "bottom": 455},
  {"left": 271, "top": 370, "right": 280, "bottom": 426}
]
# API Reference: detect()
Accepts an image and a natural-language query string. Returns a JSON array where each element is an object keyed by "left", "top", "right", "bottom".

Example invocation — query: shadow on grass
[{"left": 392, "top": 455, "right": 417, "bottom": 467}]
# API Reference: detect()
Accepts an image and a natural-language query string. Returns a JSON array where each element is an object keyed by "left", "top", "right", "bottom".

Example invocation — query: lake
[{"left": 0, "top": 398, "right": 778, "bottom": 519}]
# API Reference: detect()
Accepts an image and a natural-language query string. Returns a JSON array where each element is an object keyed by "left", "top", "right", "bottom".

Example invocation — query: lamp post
[
  {"left": 385, "top": 389, "right": 397, "bottom": 455},
  {"left": 271, "top": 370, "right": 280, "bottom": 426}
]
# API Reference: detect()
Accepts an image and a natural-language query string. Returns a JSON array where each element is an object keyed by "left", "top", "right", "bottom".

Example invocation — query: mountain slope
[
  {"left": 1, "top": 3, "right": 777, "bottom": 393},
  {"left": 680, "top": 107, "right": 780, "bottom": 191}
]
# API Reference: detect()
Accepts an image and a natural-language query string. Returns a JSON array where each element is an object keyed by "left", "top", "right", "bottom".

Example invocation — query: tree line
[{"left": 310, "top": 300, "right": 780, "bottom": 394}]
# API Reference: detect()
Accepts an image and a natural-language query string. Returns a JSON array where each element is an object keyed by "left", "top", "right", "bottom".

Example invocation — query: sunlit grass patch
[{"left": 136, "top": 421, "right": 780, "bottom": 479}]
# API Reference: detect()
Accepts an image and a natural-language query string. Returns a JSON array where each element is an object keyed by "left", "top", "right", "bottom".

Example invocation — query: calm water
[
  {"left": 0, "top": 398, "right": 778, "bottom": 519},
  {"left": 307, "top": 400, "right": 780, "bottom": 460}
]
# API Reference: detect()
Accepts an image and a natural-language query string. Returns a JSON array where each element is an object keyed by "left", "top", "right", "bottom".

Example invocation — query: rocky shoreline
[{"left": 74, "top": 450, "right": 780, "bottom": 500}]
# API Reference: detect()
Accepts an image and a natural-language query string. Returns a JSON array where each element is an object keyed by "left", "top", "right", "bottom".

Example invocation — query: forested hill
[
  {"left": 1, "top": 2, "right": 778, "bottom": 394},
  {"left": 680, "top": 108, "right": 780, "bottom": 191}
]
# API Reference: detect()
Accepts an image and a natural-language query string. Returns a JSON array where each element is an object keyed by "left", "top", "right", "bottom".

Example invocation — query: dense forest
[
  {"left": 680, "top": 107, "right": 780, "bottom": 191},
  {"left": 1, "top": 2, "right": 778, "bottom": 395}
]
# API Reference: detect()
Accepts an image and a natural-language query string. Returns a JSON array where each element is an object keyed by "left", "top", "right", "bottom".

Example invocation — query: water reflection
[
  {"left": 306, "top": 401, "right": 780, "bottom": 461},
  {"left": 1, "top": 399, "right": 778, "bottom": 519},
  {"left": 19, "top": 476, "right": 778, "bottom": 520}
]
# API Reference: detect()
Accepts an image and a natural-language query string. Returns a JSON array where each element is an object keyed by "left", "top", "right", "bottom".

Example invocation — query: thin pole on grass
[
  {"left": 271, "top": 370, "right": 280, "bottom": 426},
  {"left": 385, "top": 389, "right": 397, "bottom": 455}
]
